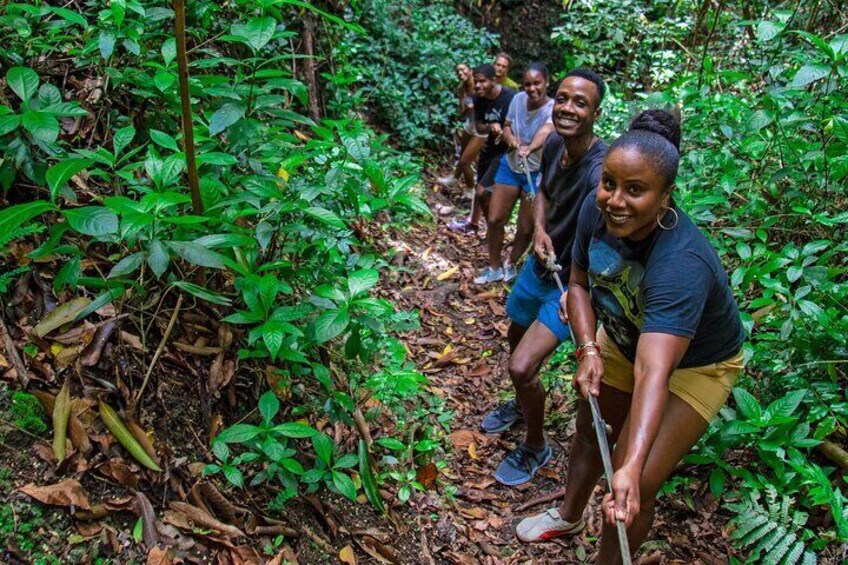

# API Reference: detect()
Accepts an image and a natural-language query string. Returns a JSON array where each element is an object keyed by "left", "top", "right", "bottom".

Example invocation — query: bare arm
[
  {"left": 565, "top": 265, "right": 601, "bottom": 394},
  {"left": 501, "top": 121, "right": 518, "bottom": 150},
  {"left": 533, "top": 189, "right": 554, "bottom": 263},
  {"left": 604, "top": 333, "right": 690, "bottom": 526},
  {"left": 524, "top": 123, "right": 554, "bottom": 155}
]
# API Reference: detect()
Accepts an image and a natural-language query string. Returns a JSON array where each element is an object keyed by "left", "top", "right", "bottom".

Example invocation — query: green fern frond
[
  {"left": 0, "top": 223, "right": 45, "bottom": 251},
  {"left": 0, "top": 265, "right": 29, "bottom": 294},
  {"left": 726, "top": 488, "right": 817, "bottom": 565}
]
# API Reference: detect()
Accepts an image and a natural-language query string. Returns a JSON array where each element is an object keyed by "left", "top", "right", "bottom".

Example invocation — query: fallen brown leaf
[
  {"left": 146, "top": 546, "right": 174, "bottom": 565},
  {"left": 19, "top": 479, "right": 91, "bottom": 509},
  {"left": 339, "top": 545, "right": 357, "bottom": 565}
]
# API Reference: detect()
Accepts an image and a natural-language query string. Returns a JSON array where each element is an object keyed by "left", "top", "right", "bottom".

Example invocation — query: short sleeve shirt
[
  {"left": 505, "top": 92, "right": 554, "bottom": 172},
  {"left": 474, "top": 87, "right": 515, "bottom": 161},
  {"left": 571, "top": 191, "right": 746, "bottom": 368},
  {"left": 534, "top": 134, "right": 608, "bottom": 283}
]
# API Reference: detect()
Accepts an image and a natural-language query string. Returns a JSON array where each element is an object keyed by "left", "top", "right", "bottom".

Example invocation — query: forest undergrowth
[{"left": 0, "top": 0, "right": 846, "bottom": 564}]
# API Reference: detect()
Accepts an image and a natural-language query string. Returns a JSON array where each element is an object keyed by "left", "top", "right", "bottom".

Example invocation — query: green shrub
[{"left": 329, "top": 0, "right": 499, "bottom": 148}]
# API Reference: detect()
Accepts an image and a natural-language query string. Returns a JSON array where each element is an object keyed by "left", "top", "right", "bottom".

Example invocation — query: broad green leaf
[
  {"left": 149, "top": 129, "right": 179, "bottom": 152},
  {"left": 48, "top": 7, "right": 88, "bottom": 28},
  {"left": 259, "top": 391, "right": 280, "bottom": 422},
  {"left": 272, "top": 422, "right": 317, "bottom": 438},
  {"left": 63, "top": 206, "right": 119, "bottom": 236},
  {"left": 261, "top": 321, "right": 285, "bottom": 360},
  {"left": 732, "top": 387, "right": 762, "bottom": 421},
  {"left": 113, "top": 125, "right": 135, "bottom": 155},
  {"left": 40, "top": 102, "right": 89, "bottom": 117},
  {"left": 146, "top": 240, "right": 169, "bottom": 278},
  {"left": 223, "top": 467, "right": 245, "bottom": 488},
  {"left": 0, "top": 114, "right": 21, "bottom": 136},
  {"left": 196, "top": 152, "right": 238, "bottom": 166},
  {"left": 22, "top": 111, "right": 59, "bottom": 143},
  {"left": 99, "top": 31, "right": 116, "bottom": 59},
  {"left": 348, "top": 269, "right": 380, "bottom": 297},
  {"left": 108, "top": 252, "right": 144, "bottom": 278},
  {"left": 756, "top": 21, "right": 784, "bottom": 42},
  {"left": 231, "top": 16, "right": 276, "bottom": 52},
  {"left": 154, "top": 71, "right": 175, "bottom": 92},
  {"left": 171, "top": 281, "right": 232, "bottom": 306},
  {"left": 54, "top": 256, "right": 80, "bottom": 292},
  {"left": 331, "top": 470, "right": 356, "bottom": 500},
  {"left": 305, "top": 206, "right": 346, "bottom": 229},
  {"left": 0, "top": 201, "right": 55, "bottom": 236},
  {"left": 73, "top": 288, "right": 125, "bottom": 322},
  {"left": 7, "top": 67, "right": 39, "bottom": 102},
  {"left": 161, "top": 37, "right": 177, "bottom": 65},
  {"left": 359, "top": 439, "right": 385, "bottom": 513},
  {"left": 313, "top": 432, "right": 333, "bottom": 466},
  {"left": 764, "top": 390, "right": 807, "bottom": 422},
  {"left": 217, "top": 423, "right": 262, "bottom": 443},
  {"left": 208, "top": 102, "right": 246, "bottom": 135},
  {"left": 46, "top": 159, "right": 93, "bottom": 201},
  {"left": 791, "top": 64, "right": 830, "bottom": 88},
  {"left": 314, "top": 308, "right": 350, "bottom": 343},
  {"left": 167, "top": 241, "right": 226, "bottom": 269}
]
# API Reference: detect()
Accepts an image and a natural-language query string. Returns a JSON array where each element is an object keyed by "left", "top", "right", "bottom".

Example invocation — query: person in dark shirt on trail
[
  {"left": 515, "top": 110, "right": 746, "bottom": 558},
  {"left": 481, "top": 68, "right": 608, "bottom": 486},
  {"left": 449, "top": 64, "right": 515, "bottom": 234}
]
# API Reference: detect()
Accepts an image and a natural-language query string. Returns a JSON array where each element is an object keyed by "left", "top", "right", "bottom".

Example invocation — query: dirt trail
[{"left": 386, "top": 178, "right": 734, "bottom": 564}]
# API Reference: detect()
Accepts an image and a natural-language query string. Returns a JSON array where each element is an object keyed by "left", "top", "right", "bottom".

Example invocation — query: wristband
[{"left": 575, "top": 341, "right": 600, "bottom": 361}]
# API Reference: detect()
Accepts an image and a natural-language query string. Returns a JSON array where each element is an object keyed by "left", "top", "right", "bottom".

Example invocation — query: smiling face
[
  {"left": 596, "top": 146, "right": 670, "bottom": 241},
  {"left": 494, "top": 56, "right": 510, "bottom": 79},
  {"left": 552, "top": 76, "right": 601, "bottom": 139},
  {"left": 474, "top": 72, "right": 497, "bottom": 97},
  {"left": 523, "top": 69, "right": 548, "bottom": 104},
  {"left": 456, "top": 64, "right": 471, "bottom": 82}
]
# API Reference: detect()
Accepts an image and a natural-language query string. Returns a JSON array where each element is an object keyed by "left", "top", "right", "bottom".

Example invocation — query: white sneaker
[
  {"left": 503, "top": 263, "right": 518, "bottom": 282},
  {"left": 516, "top": 508, "right": 585, "bottom": 543},
  {"left": 474, "top": 267, "right": 504, "bottom": 285}
]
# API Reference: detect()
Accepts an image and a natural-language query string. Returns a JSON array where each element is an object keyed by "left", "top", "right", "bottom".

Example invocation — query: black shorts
[{"left": 476, "top": 153, "right": 501, "bottom": 189}]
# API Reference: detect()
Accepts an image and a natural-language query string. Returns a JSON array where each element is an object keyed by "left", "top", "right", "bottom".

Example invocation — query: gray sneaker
[
  {"left": 494, "top": 443, "right": 553, "bottom": 486},
  {"left": 474, "top": 266, "right": 504, "bottom": 285},
  {"left": 481, "top": 399, "right": 524, "bottom": 433},
  {"left": 503, "top": 263, "right": 518, "bottom": 282}
]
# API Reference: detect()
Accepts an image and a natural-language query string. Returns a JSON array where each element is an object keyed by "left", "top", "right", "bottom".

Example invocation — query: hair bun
[{"left": 629, "top": 108, "right": 681, "bottom": 151}]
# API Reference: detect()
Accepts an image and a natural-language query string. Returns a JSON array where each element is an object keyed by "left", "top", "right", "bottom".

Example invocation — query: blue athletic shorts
[
  {"left": 506, "top": 256, "right": 571, "bottom": 342},
  {"left": 493, "top": 155, "right": 540, "bottom": 196}
]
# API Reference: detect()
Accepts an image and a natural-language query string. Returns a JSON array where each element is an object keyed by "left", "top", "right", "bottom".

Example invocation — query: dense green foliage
[
  {"left": 328, "top": 0, "right": 499, "bottom": 148},
  {"left": 0, "top": 0, "right": 441, "bottom": 509},
  {"left": 551, "top": 1, "right": 848, "bottom": 559}
]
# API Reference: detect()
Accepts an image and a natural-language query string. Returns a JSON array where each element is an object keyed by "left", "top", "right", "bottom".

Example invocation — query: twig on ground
[
  {"left": 0, "top": 313, "right": 29, "bottom": 386},
  {"left": 135, "top": 294, "right": 183, "bottom": 407},
  {"left": 514, "top": 488, "right": 567, "bottom": 512}
]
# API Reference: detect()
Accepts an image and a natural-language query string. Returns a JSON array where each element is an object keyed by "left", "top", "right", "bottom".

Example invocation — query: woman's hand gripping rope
[{"left": 543, "top": 252, "right": 633, "bottom": 565}]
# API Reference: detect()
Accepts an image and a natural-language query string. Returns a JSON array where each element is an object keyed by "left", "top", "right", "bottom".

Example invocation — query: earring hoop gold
[{"left": 657, "top": 207, "right": 679, "bottom": 230}]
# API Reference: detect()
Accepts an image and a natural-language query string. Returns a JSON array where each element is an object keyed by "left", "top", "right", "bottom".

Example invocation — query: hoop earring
[{"left": 657, "top": 207, "right": 679, "bottom": 230}]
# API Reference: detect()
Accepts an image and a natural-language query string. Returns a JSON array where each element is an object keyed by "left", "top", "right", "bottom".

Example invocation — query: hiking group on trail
[{"left": 438, "top": 55, "right": 746, "bottom": 562}]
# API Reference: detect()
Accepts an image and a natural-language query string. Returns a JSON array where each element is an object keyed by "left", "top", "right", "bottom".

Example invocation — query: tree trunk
[{"left": 303, "top": 13, "right": 322, "bottom": 122}]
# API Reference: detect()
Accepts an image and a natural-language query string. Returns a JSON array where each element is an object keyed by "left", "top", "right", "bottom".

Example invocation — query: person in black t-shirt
[
  {"left": 449, "top": 64, "right": 515, "bottom": 234},
  {"left": 481, "top": 69, "right": 608, "bottom": 488}
]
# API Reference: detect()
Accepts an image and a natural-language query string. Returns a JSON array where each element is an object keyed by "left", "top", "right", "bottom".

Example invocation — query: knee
[
  {"left": 509, "top": 355, "right": 539, "bottom": 389},
  {"left": 574, "top": 413, "right": 599, "bottom": 449},
  {"left": 487, "top": 210, "right": 508, "bottom": 228}
]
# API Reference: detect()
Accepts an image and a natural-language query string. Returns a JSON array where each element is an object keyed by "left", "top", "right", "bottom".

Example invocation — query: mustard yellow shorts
[{"left": 597, "top": 326, "right": 744, "bottom": 423}]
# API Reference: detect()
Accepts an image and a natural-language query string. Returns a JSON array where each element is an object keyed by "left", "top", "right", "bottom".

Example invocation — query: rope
[{"left": 543, "top": 252, "right": 633, "bottom": 565}]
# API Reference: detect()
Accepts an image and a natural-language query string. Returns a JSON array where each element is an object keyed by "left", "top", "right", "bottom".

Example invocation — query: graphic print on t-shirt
[{"left": 588, "top": 237, "right": 645, "bottom": 351}]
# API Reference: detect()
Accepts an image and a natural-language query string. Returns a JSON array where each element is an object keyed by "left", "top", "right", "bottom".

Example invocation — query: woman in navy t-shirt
[{"left": 516, "top": 110, "right": 745, "bottom": 558}]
